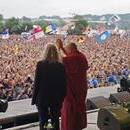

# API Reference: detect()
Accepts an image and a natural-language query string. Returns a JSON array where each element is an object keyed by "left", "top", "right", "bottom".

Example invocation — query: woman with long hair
[{"left": 32, "top": 44, "right": 67, "bottom": 130}]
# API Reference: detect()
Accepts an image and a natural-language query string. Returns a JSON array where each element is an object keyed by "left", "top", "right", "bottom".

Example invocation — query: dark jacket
[{"left": 31, "top": 60, "right": 67, "bottom": 108}]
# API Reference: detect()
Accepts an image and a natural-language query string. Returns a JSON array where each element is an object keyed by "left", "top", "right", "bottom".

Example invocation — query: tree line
[{"left": 0, "top": 14, "right": 88, "bottom": 35}]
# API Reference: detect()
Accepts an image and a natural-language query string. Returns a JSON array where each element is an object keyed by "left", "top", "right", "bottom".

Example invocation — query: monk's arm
[{"left": 60, "top": 47, "right": 68, "bottom": 56}]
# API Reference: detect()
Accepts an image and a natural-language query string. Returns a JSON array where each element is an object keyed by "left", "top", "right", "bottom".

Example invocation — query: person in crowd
[
  {"left": 31, "top": 44, "right": 67, "bottom": 130},
  {"left": 107, "top": 72, "right": 117, "bottom": 85},
  {"left": 57, "top": 40, "right": 89, "bottom": 130},
  {"left": 91, "top": 77, "right": 99, "bottom": 88}
]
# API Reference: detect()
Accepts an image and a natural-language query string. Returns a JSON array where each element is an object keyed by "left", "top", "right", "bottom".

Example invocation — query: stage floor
[
  {"left": 2, "top": 85, "right": 119, "bottom": 130},
  {"left": 7, "top": 111, "right": 99, "bottom": 130},
  {"left": 23, "top": 112, "right": 99, "bottom": 130},
  {"left": 1, "top": 85, "right": 118, "bottom": 121}
]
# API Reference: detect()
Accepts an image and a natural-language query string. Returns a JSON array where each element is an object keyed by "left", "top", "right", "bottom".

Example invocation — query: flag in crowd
[
  {"left": 1, "top": 29, "right": 9, "bottom": 39},
  {"left": 13, "top": 44, "right": 19, "bottom": 55},
  {"left": 32, "top": 25, "right": 44, "bottom": 39},
  {"left": 45, "top": 23, "right": 57, "bottom": 34},
  {"left": 45, "top": 25, "right": 52, "bottom": 34},
  {"left": 108, "top": 15, "right": 121, "bottom": 25},
  {"left": 21, "top": 25, "right": 44, "bottom": 40},
  {"left": 25, "top": 25, "right": 28, "bottom": 31},
  {"left": 96, "top": 30, "right": 112, "bottom": 44}
]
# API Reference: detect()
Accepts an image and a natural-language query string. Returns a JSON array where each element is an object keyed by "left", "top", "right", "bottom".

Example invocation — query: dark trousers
[{"left": 38, "top": 105, "right": 61, "bottom": 130}]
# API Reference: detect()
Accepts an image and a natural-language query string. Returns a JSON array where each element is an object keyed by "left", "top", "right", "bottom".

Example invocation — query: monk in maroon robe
[{"left": 56, "top": 40, "right": 89, "bottom": 130}]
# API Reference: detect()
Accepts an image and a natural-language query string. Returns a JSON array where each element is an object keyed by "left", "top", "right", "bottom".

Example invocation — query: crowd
[
  {"left": 64, "top": 35, "right": 130, "bottom": 87},
  {"left": 0, "top": 34, "right": 130, "bottom": 101}
]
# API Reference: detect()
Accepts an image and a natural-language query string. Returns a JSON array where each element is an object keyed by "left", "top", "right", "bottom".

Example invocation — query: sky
[{"left": 0, "top": 0, "right": 130, "bottom": 18}]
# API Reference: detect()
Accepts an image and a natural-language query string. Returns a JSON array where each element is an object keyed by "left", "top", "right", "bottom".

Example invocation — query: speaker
[
  {"left": 109, "top": 91, "right": 130, "bottom": 105},
  {"left": 87, "top": 96, "right": 111, "bottom": 110},
  {"left": 0, "top": 99, "right": 8, "bottom": 112},
  {"left": 97, "top": 105, "right": 130, "bottom": 130}
]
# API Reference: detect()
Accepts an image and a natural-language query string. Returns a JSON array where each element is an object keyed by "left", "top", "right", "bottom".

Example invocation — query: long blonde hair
[{"left": 43, "top": 44, "right": 60, "bottom": 63}]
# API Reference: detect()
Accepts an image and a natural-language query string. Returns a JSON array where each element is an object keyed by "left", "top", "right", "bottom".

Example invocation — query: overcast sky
[{"left": 0, "top": 0, "right": 130, "bottom": 18}]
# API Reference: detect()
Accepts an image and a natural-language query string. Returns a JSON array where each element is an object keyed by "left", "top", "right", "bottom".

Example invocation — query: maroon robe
[{"left": 61, "top": 51, "right": 89, "bottom": 130}]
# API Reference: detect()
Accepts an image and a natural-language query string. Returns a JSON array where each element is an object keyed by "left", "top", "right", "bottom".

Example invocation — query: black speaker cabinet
[
  {"left": 97, "top": 105, "right": 130, "bottom": 130},
  {"left": 0, "top": 99, "right": 8, "bottom": 112},
  {"left": 87, "top": 96, "right": 111, "bottom": 110},
  {"left": 109, "top": 91, "right": 130, "bottom": 105}
]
